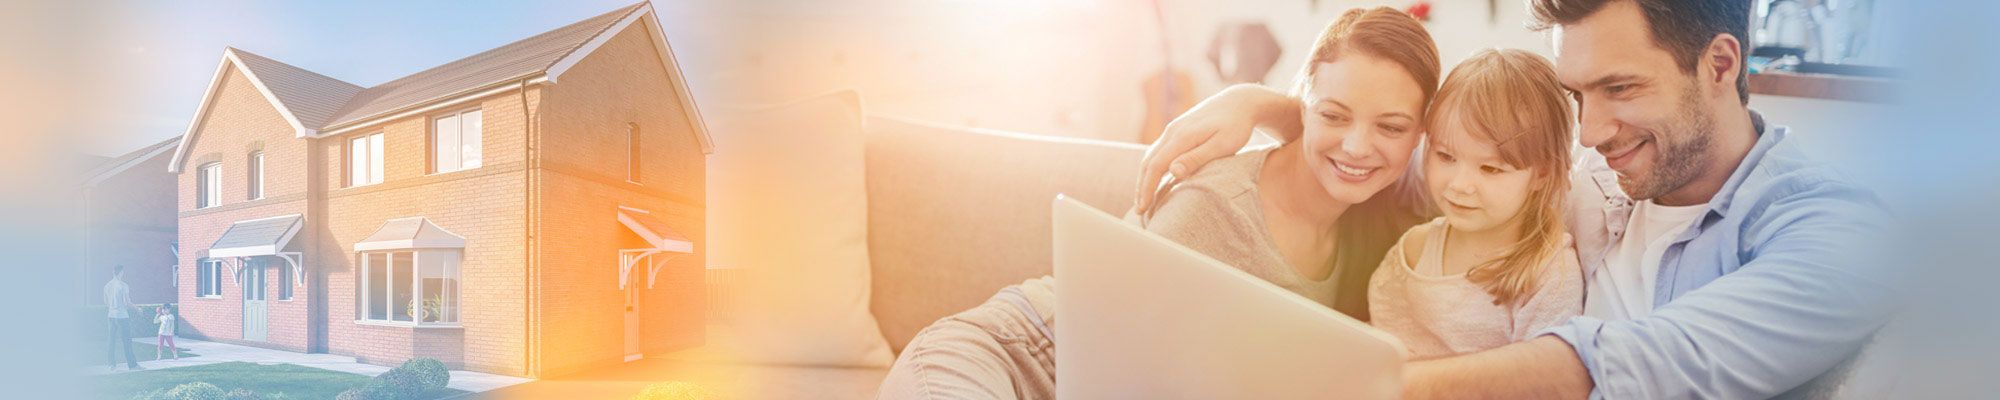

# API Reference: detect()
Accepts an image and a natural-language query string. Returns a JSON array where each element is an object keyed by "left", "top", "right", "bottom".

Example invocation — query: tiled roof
[
  {"left": 617, "top": 208, "right": 692, "bottom": 253},
  {"left": 354, "top": 217, "right": 466, "bottom": 251},
  {"left": 210, "top": 214, "right": 303, "bottom": 257},
  {"left": 174, "top": 1, "right": 706, "bottom": 172},
  {"left": 320, "top": 2, "right": 646, "bottom": 129},
  {"left": 84, "top": 135, "right": 180, "bottom": 183},
  {"left": 228, "top": 49, "right": 365, "bottom": 129}
]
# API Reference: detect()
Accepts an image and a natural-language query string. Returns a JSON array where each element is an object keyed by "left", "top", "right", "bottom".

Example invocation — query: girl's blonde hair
[{"left": 1428, "top": 48, "right": 1573, "bottom": 306}]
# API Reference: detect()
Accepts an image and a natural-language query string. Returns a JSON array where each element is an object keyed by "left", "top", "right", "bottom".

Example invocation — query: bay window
[{"left": 360, "top": 250, "right": 460, "bottom": 325}]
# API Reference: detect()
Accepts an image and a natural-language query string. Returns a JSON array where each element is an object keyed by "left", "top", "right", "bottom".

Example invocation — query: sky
[{"left": 12, "top": 0, "right": 656, "bottom": 157}]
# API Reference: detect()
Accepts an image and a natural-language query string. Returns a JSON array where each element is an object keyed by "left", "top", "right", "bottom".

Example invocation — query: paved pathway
[{"left": 87, "top": 337, "right": 532, "bottom": 393}]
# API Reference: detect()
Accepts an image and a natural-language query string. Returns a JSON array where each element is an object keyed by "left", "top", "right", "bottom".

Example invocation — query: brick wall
[
  {"left": 530, "top": 22, "right": 707, "bottom": 378},
  {"left": 314, "top": 90, "right": 534, "bottom": 375},
  {"left": 175, "top": 65, "right": 313, "bottom": 352}
]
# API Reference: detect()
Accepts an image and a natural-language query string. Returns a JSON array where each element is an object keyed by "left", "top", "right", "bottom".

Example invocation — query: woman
[{"left": 878, "top": 7, "right": 1438, "bottom": 399}]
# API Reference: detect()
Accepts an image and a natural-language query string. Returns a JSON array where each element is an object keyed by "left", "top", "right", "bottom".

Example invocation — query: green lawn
[
  {"left": 88, "top": 362, "right": 468, "bottom": 400},
  {"left": 84, "top": 340, "right": 197, "bottom": 367}
]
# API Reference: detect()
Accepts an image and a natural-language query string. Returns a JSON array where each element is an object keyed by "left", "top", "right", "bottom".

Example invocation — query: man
[
  {"left": 104, "top": 264, "right": 142, "bottom": 371},
  {"left": 1136, "top": 0, "right": 1897, "bottom": 398}
]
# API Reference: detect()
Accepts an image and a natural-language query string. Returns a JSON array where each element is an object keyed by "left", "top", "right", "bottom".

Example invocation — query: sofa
[{"left": 693, "top": 100, "right": 1146, "bottom": 398}]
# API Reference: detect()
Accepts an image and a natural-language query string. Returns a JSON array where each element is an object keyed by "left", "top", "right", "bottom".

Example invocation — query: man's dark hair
[
  {"left": 114, "top": 264, "right": 125, "bottom": 274},
  {"left": 1529, "top": 0, "right": 1752, "bottom": 105}
]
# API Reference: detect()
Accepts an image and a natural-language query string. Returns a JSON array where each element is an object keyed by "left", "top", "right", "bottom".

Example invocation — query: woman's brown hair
[
  {"left": 1427, "top": 48, "right": 1573, "bottom": 306},
  {"left": 1290, "top": 7, "right": 1442, "bottom": 108}
]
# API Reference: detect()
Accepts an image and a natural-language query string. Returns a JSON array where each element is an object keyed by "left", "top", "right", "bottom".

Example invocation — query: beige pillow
[
  {"left": 863, "top": 116, "right": 1146, "bottom": 352},
  {"left": 704, "top": 90, "right": 893, "bottom": 367}
]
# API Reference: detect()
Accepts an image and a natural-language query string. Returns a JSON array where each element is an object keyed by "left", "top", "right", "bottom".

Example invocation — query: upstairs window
[
  {"left": 197, "top": 162, "right": 221, "bottom": 208},
  {"left": 432, "top": 109, "right": 482, "bottom": 173},
  {"left": 627, "top": 123, "right": 641, "bottom": 183},
  {"left": 349, "top": 133, "right": 384, "bottom": 187},
  {"left": 247, "top": 151, "right": 264, "bottom": 200}
]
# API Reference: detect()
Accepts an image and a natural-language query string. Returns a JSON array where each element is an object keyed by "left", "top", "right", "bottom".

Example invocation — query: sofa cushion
[
  {"left": 863, "top": 116, "right": 1145, "bottom": 352},
  {"left": 707, "top": 90, "right": 894, "bottom": 367}
]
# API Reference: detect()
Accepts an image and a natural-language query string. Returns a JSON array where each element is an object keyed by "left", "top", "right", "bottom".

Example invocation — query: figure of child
[
  {"left": 155, "top": 306, "right": 179, "bottom": 360},
  {"left": 1367, "top": 48, "right": 1584, "bottom": 358}
]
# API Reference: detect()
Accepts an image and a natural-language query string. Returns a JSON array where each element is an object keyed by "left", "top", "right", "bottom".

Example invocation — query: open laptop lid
[{"left": 1051, "top": 194, "right": 1404, "bottom": 399}]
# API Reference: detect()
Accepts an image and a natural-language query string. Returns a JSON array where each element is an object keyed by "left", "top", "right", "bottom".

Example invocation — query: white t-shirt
[
  {"left": 156, "top": 314, "right": 176, "bottom": 336},
  {"left": 1583, "top": 200, "right": 1707, "bottom": 320},
  {"left": 103, "top": 278, "right": 131, "bottom": 318}
]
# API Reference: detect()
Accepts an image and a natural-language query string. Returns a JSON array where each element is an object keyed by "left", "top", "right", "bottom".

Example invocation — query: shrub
[
  {"left": 630, "top": 381, "right": 716, "bottom": 400},
  {"left": 128, "top": 388, "right": 168, "bottom": 400},
  {"left": 341, "top": 358, "right": 451, "bottom": 400},
  {"left": 163, "top": 382, "right": 226, "bottom": 400},
  {"left": 398, "top": 358, "right": 450, "bottom": 391},
  {"left": 332, "top": 388, "right": 373, "bottom": 400},
  {"left": 223, "top": 388, "right": 262, "bottom": 400},
  {"left": 374, "top": 367, "right": 428, "bottom": 400}
]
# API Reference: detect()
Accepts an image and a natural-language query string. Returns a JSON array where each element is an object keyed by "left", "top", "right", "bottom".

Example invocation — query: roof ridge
[
  {"left": 83, "top": 134, "right": 183, "bottom": 183},
  {"left": 317, "top": 1, "right": 648, "bottom": 129},
  {"left": 350, "top": 1, "right": 644, "bottom": 93},
  {"left": 537, "top": 1, "right": 649, "bottom": 73},
  {"left": 226, "top": 47, "right": 364, "bottom": 90}
]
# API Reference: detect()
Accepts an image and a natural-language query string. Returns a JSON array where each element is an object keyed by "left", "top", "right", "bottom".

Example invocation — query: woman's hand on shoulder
[{"left": 1135, "top": 84, "right": 1302, "bottom": 214}]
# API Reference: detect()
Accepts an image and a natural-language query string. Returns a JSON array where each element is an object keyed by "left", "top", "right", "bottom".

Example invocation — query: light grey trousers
[{"left": 878, "top": 277, "right": 1058, "bottom": 400}]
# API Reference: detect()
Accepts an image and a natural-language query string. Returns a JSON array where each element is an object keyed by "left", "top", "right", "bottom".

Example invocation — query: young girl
[
  {"left": 155, "top": 305, "right": 179, "bottom": 360},
  {"left": 1367, "top": 48, "right": 1583, "bottom": 358}
]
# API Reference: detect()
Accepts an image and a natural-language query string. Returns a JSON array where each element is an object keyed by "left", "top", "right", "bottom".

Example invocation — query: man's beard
[{"left": 1620, "top": 85, "right": 1715, "bottom": 201}]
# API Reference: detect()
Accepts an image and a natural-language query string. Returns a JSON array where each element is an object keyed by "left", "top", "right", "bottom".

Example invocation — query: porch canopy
[
  {"left": 617, "top": 206, "right": 693, "bottom": 289},
  {"left": 207, "top": 214, "right": 304, "bottom": 284},
  {"left": 355, "top": 217, "right": 465, "bottom": 251}
]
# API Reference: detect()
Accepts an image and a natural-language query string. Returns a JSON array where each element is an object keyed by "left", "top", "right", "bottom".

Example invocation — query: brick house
[
  {"left": 77, "top": 136, "right": 182, "bottom": 307},
  {"left": 166, "top": 2, "right": 711, "bottom": 377}
]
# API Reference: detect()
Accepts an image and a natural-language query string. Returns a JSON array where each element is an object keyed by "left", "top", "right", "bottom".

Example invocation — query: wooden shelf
[{"left": 1748, "top": 72, "right": 1895, "bottom": 103}]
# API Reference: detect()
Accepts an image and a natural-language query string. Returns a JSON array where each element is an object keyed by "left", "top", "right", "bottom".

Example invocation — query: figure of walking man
[{"left": 105, "top": 264, "right": 143, "bottom": 371}]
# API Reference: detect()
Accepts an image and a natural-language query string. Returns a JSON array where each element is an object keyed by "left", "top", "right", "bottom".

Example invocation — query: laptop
[{"left": 1051, "top": 195, "right": 1405, "bottom": 399}]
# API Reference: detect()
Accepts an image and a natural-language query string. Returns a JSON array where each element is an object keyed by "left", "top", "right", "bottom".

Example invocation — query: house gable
[
  {"left": 174, "top": 63, "right": 294, "bottom": 173},
  {"left": 545, "top": 5, "right": 713, "bottom": 155},
  {"left": 169, "top": 48, "right": 361, "bottom": 173}
]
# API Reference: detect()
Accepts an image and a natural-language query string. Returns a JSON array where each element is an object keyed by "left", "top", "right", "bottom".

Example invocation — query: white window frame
[
  {"left": 357, "top": 249, "right": 461, "bottom": 327},
  {"left": 349, "top": 133, "right": 384, "bottom": 187},
  {"left": 248, "top": 151, "right": 264, "bottom": 200},
  {"left": 627, "top": 123, "right": 641, "bottom": 184},
  {"left": 196, "top": 259, "right": 223, "bottom": 298},
  {"left": 197, "top": 162, "right": 221, "bottom": 208},
  {"left": 431, "top": 108, "right": 482, "bottom": 174},
  {"left": 277, "top": 258, "right": 293, "bottom": 301}
]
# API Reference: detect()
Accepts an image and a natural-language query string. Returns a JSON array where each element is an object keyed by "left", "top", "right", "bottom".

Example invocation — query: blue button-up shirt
[{"left": 1543, "top": 113, "right": 1900, "bottom": 399}]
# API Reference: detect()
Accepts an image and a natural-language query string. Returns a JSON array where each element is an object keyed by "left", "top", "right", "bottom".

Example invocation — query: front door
[
  {"left": 624, "top": 285, "right": 643, "bottom": 361},
  {"left": 241, "top": 259, "right": 267, "bottom": 341}
]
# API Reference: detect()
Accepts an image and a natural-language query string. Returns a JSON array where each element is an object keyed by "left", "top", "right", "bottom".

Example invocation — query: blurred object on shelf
[
  {"left": 1404, "top": 1, "right": 1431, "bottom": 22},
  {"left": 1756, "top": 0, "right": 1879, "bottom": 65},
  {"left": 1205, "top": 22, "right": 1283, "bottom": 85}
]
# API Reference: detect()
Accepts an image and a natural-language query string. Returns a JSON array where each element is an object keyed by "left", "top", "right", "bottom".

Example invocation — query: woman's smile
[{"left": 1329, "top": 155, "right": 1380, "bottom": 182}]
